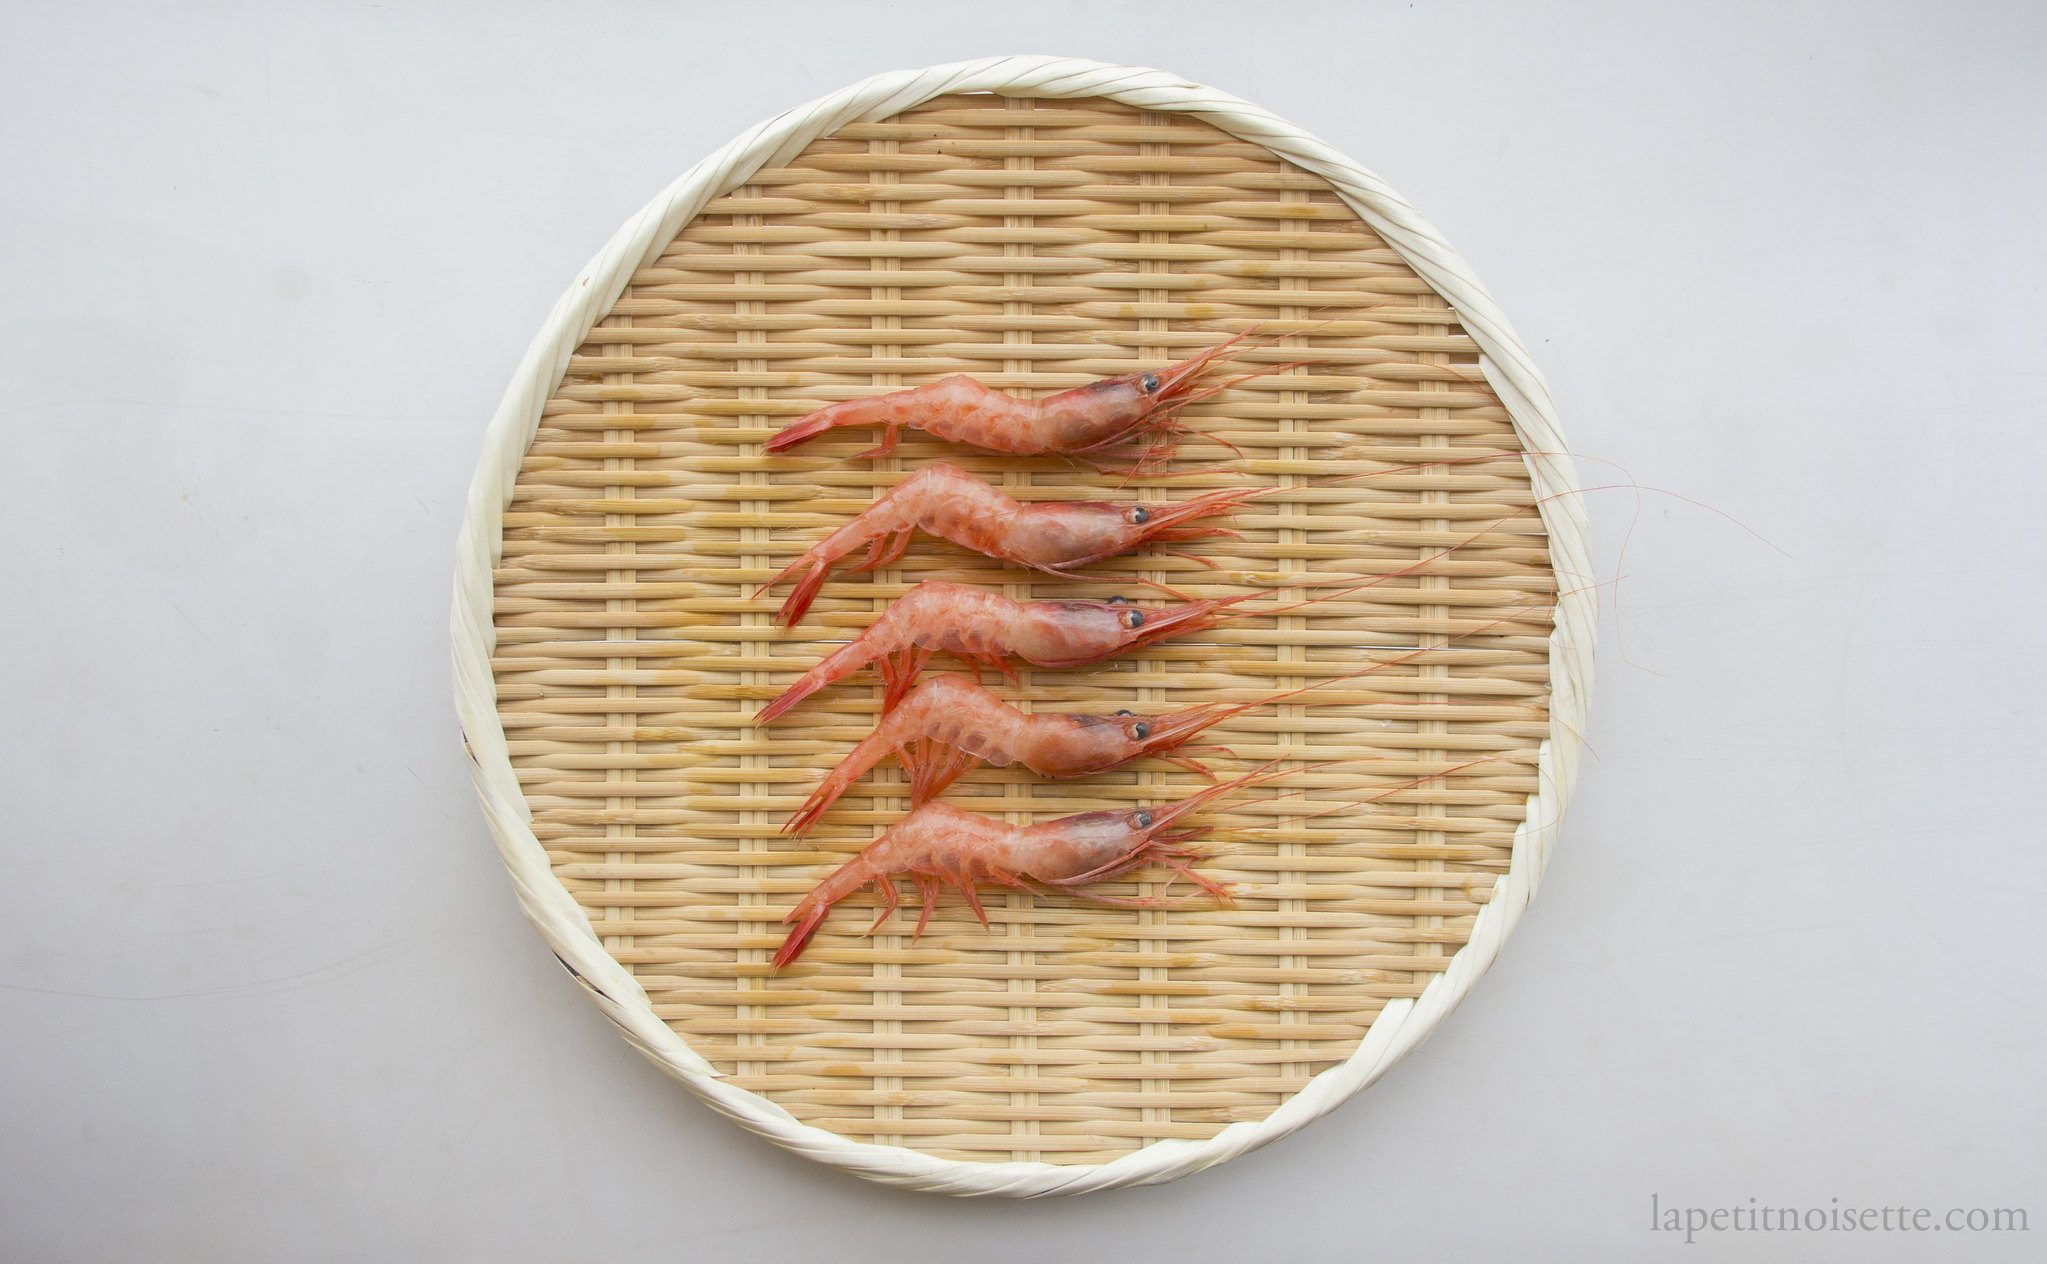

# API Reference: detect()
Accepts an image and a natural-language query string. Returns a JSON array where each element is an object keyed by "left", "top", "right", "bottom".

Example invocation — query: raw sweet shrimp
[
  {"left": 757, "top": 451, "right": 1553, "bottom": 626},
  {"left": 752, "top": 520, "right": 1536, "bottom": 726},
  {"left": 772, "top": 753, "right": 1498, "bottom": 969},
  {"left": 772, "top": 757, "right": 1297, "bottom": 969},
  {"left": 753, "top": 581, "right": 1261, "bottom": 724},
  {"left": 758, "top": 462, "right": 1248, "bottom": 625},
  {"left": 778, "top": 626, "right": 1510, "bottom": 835},
  {"left": 763, "top": 326, "right": 1314, "bottom": 471}
]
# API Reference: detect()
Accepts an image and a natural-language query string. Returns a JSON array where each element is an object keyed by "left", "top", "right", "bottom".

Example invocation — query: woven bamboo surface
[{"left": 491, "top": 93, "right": 1554, "bottom": 1165}]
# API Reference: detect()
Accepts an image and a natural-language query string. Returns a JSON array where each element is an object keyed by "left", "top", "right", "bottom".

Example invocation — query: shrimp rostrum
[
  {"left": 764, "top": 327, "right": 1311, "bottom": 470},
  {"left": 757, "top": 462, "right": 1257, "bottom": 625}
]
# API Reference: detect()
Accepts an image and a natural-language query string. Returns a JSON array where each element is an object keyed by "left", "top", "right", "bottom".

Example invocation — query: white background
[{"left": 4, "top": 3, "right": 2043, "bottom": 1260}]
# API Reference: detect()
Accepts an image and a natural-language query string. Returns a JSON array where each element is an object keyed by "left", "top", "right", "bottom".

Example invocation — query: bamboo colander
[{"left": 454, "top": 58, "right": 1591, "bottom": 1197}]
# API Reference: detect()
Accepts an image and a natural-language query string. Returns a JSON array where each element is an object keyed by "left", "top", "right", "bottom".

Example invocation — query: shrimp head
[
  {"left": 1013, "top": 704, "right": 1237, "bottom": 779},
  {"left": 1005, "top": 591, "right": 1263, "bottom": 670}
]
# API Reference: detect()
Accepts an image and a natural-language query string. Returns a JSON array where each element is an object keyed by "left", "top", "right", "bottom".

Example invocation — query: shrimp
[
  {"left": 773, "top": 752, "right": 1501, "bottom": 969},
  {"left": 756, "top": 462, "right": 1252, "bottom": 625},
  {"left": 756, "top": 452, "right": 1540, "bottom": 626},
  {"left": 772, "top": 757, "right": 1294, "bottom": 970},
  {"left": 780, "top": 672, "right": 1229, "bottom": 836},
  {"left": 763, "top": 326, "right": 1312, "bottom": 471},
  {"left": 751, "top": 526, "right": 1514, "bottom": 727},
  {"left": 751, "top": 580, "right": 1267, "bottom": 724},
  {"left": 780, "top": 629, "right": 1495, "bottom": 835}
]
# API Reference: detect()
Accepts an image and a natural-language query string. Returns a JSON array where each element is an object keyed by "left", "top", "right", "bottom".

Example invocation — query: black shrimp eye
[
  {"left": 1139, "top": 373, "right": 1160, "bottom": 393},
  {"left": 1129, "top": 506, "right": 1150, "bottom": 525},
  {"left": 1106, "top": 595, "right": 1129, "bottom": 605},
  {"left": 1114, "top": 709, "right": 1134, "bottom": 717},
  {"left": 1132, "top": 721, "right": 1151, "bottom": 740},
  {"left": 1125, "top": 609, "right": 1145, "bottom": 629},
  {"left": 1134, "top": 811, "right": 1154, "bottom": 828}
]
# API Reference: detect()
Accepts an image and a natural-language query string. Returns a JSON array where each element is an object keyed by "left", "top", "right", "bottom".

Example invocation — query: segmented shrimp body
[
  {"left": 757, "top": 462, "right": 1246, "bottom": 625},
  {"left": 764, "top": 328, "right": 1301, "bottom": 469},
  {"left": 753, "top": 579, "right": 1254, "bottom": 724}
]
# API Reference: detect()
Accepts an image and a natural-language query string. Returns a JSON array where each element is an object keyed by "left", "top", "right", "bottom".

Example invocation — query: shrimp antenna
[
  {"left": 1217, "top": 753, "right": 1518, "bottom": 826},
  {"left": 1137, "top": 756, "right": 1341, "bottom": 834},
  {"left": 1205, "top": 601, "right": 1561, "bottom": 713}
]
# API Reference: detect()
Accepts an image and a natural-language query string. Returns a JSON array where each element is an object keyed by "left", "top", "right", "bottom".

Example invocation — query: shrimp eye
[
  {"left": 1132, "top": 721, "right": 1151, "bottom": 740},
  {"left": 1125, "top": 609, "right": 1145, "bottom": 629},
  {"left": 1139, "top": 373, "right": 1160, "bottom": 394},
  {"left": 1134, "top": 811, "right": 1154, "bottom": 829},
  {"left": 1128, "top": 506, "right": 1150, "bottom": 525},
  {"left": 1106, "top": 595, "right": 1129, "bottom": 605},
  {"left": 1114, "top": 709, "right": 1134, "bottom": 717}
]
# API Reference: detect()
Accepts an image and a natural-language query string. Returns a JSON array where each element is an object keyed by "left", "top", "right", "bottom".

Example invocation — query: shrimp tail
[
  {"left": 772, "top": 899, "right": 834, "bottom": 970},
  {"left": 779, "top": 564, "right": 830, "bottom": 626},
  {"left": 756, "top": 671, "right": 819, "bottom": 724},
  {"left": 783, "top": 749, "right": 868, "bottom": 836},
  {"left": 773, "top": 851, "right": 887, "bottom": 970},
  {"left": 784, "top": 699, "right": 909, "bottom": 834},
  {"left": 755, "top": 555, "right": 833, "bottom": 626},
  {"left": 764, "top": 410, "right": 842, "bottom": 453},
  {"left": 757, "top": 641, "right": 866, "bottom": 724},
  {"left": 760, "top": 643, "right": 923, "bottom": 725},
  {"left": 768, "top": 392, "right": 894, "bottom": 452},
  {"left": 784, "top": 782, "right": 843, "bottom": 838},
  {"left": 770, "top": 382, "right": 953, "bottom": 456}
]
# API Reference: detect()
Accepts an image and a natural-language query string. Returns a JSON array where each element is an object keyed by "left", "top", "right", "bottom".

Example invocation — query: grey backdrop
[{"left": 5, "top": 3, "right": 2043, "bottom": 1260}]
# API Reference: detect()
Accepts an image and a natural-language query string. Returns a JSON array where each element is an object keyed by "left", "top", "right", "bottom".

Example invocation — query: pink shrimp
[
  {"left": 751, "top": 580, "right": 1271, "bottom": 724},
  {"left": 780, "top": 629, "right": 1495, "bottom": 835},
  {"left": 773, "top": 757, "right": 1299, "bottom": 969},
  {"left": 756, "top": 462, "right": 1254, "bottom": 625},
  {"left": 763, "top": 326, "right": 1312, "bottom": 471},
  {"left": 780, "top": 673, "right": 1227, "bottom": 836},
  {"left": 757, "top": 451, "right": 1547, "bottom": 627},
  {"left": 751, "top": 523, "right": 1526, "bottom": 727},
  {"left": 773, "top": 752, "right": 1503, "bottom": 969}
]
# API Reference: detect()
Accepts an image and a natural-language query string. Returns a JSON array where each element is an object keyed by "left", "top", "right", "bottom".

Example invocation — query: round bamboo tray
[{"left": 453, "top": 57, "right": 1591, "bottom": 1196}]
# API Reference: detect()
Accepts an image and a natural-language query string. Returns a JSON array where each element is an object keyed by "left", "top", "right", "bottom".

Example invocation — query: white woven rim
[{"left": 451, "top": 56, "right": 1593, "bottom": 1197}]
